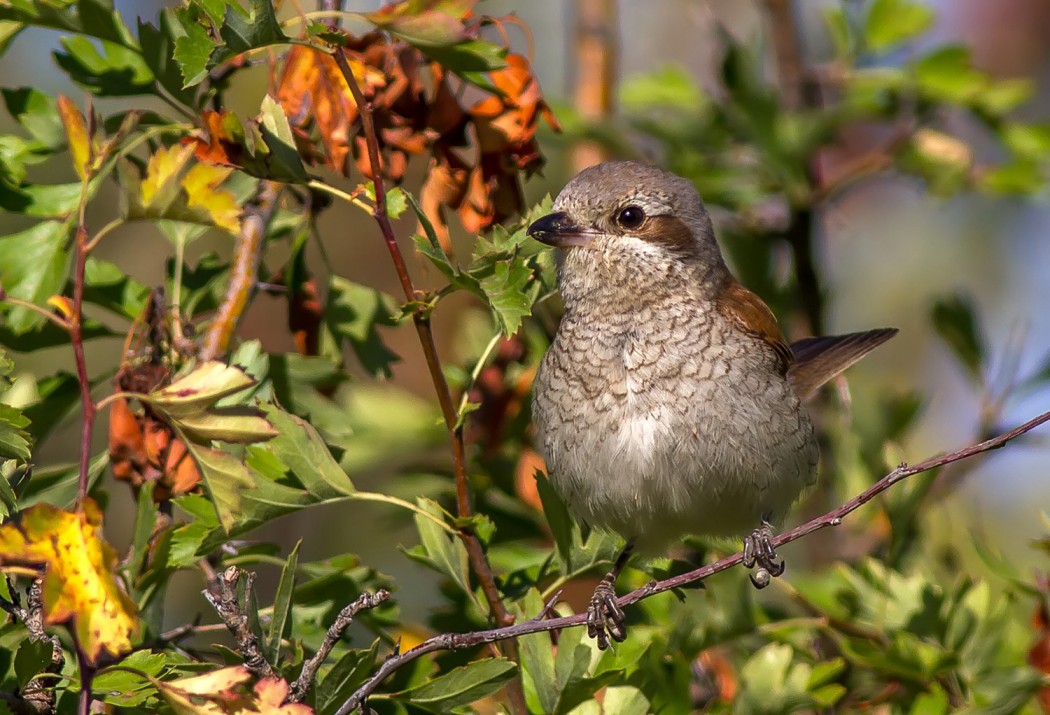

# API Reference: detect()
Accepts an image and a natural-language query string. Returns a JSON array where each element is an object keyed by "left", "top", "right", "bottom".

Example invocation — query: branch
[
  {"left": 327, "top": 47, "right": 512, "bottom": 629},
  {"left": 288, "top": 590, "right": 390, "bottom": 702},
  {"left": 202, "top": 567, "right": 276, "bottom": 680},
  {"left": 198, "top": 180, "right": 282, "bottom": 361},
  {"left": 327, "top": 44, "right": 525, "bottom": 715},
  {"left": 335, "top": 408, "right": 1050, "bottom": 714}
]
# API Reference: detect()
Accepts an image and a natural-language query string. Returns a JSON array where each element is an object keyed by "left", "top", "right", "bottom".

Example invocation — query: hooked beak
[{"left": 526, "top": 211, "right": 598, "bottom": 248}]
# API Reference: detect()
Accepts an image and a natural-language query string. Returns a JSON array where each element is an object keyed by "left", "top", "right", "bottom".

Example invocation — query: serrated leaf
[
  {"left": 0, "top": 500, "right": 139, "bottom": 664},
  {"left": 172, "top": 10, "right": 214, "bottom": 88},
  {"left": 181, "top": 442, "right": 255, "bottom": 532},
  {"left": 406, "top": 498, "right": 471, "bottom": 598},
  {"left": 0, "top": 221, "right": 72, "bottom": 333},
  {"left": 256, "top": 94, "right": 308, "bottom": 184},
  {"left": 400, "top": 658, "right": 517, "bottom": 713},
  {"left": 477, "top": 259, "right": 532, "bottom": 336},
  {"left": 260, "top": 404, "right": 355, "bottom": 498},
  {"left": 0, "top": 404, "right": 31, "bottom": 461},
  {"left": 181, "top": 161, "right": 241, "bottom": 233},
  {"left": 931, "top": 294, "right": 984, "bottom": 379},
  {"left": 219, "top": 0, "right": 287, "bottom": 55}
]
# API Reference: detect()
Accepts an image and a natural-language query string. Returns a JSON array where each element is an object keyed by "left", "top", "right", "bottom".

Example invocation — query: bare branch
[
  {"left": 202, "top": 567, "right": 276, "bottom": 680},
  {"left": 335, "top": 408, "right": 1050, "bottom": 714},
  {"left": 288, "top": 590, "right": 391, "bottom": 702}
]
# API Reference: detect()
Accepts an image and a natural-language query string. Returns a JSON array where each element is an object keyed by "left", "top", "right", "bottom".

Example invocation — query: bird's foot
[
  {"left": 742, "top": 522, "right": 784, "bottom": 589},
  {"left": 587, "top": 576, "right": 626, "bottom": 650}
]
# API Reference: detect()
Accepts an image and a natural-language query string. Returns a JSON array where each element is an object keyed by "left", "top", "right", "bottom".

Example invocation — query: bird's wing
[
  {"left": 716, "top": 279, "right": 795, "bottom": 375},
  {"left": 788, "top": 328, "right": 898, "bottom": 401}
]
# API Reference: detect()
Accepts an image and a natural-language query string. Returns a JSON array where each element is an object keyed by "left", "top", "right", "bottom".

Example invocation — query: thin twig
[
  {"left": 327, "top": 44, "right": 525, "bottom": 715},
  {"left": 202, "top": 567, "right": 276, "bottom": 680},
  {"left": 335, "top": 408, "right": 1050, "bottom": 714},
  {"left": 288, "top": 590, "right": 391, "bottom": 702}
]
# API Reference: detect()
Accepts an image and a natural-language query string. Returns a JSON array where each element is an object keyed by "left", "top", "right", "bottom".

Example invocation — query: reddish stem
[{"left": 71, "top": 225, "right": 96, "bottom": 509}]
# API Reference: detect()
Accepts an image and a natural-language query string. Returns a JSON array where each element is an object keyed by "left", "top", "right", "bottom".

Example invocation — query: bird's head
[{"left": 527, "top": 161, "right": 727, "bottom": 302}]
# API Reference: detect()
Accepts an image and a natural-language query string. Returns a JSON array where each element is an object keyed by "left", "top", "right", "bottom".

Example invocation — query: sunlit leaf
[
  {"left": 56, "top": 94, "right": 92, "bottom": 179},
  {"left": 0, "top": 500, "right": 139, "bottom": 663},
  {"left": 864, "top": 0, "right": 934, "bottom": 52},
  {"left": 400, "top": 658, "right": 517, "bottom": 712},
  {"left": 0, "top": 221, "right": 72, "bottom": 333}
]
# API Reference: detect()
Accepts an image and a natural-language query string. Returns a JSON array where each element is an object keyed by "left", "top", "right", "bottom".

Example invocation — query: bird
[{"left": 527, "top": 160, "right": 897, "bottom": 649}]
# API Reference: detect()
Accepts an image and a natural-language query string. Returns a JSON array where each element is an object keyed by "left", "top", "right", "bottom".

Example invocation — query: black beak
[{"left": 526, "top": 211, "right": 597, "bottom": 248}]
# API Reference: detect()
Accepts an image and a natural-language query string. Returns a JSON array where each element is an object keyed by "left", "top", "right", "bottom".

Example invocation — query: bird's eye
[{"left": 615, "top": 205, "right": 646, "bottom": 230}]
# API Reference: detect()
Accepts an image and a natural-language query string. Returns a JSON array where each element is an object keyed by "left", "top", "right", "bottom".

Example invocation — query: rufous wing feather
[{"left": 788, "top": 328, "right": 898, "bottom": 401}]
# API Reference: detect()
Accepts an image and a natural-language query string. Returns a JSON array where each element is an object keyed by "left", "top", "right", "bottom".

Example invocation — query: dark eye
[{"left": 615, "top": 205, "right": 646, "bottom": 230}]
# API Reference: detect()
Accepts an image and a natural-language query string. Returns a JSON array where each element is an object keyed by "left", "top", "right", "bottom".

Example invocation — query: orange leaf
[
  {"left": 0, "top": 501, "right": 139, "bottom": 664},
  {"left": 57, "top": 95, "right": 94, "bottom": 180}
]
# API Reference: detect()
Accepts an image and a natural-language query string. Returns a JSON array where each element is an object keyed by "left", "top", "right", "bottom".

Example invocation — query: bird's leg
[
  {"left": 587, "top": 541, "right": 634, "bottom": 650},
  {"left": 741, "top": 518, "right": 784, "bottom": 589}
]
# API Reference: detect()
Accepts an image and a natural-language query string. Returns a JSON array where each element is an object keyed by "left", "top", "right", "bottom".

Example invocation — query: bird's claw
[
  {"left": 587, "top": 578, "right": 626, "bottom": 650},
  {"left": 742, "top": 522, "right": 784, "bottom": 590}
]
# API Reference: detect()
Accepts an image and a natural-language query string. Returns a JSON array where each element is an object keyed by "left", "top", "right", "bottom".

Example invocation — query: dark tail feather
[{"left": 788, "top": 328, "right": 898, "bottom": 401}]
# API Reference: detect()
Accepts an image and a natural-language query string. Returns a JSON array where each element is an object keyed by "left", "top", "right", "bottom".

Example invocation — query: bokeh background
[{"left": 3, "top": 0, "right": 1049, "bottom": 631}]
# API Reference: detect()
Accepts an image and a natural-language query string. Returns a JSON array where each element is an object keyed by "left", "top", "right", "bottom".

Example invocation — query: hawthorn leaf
[
  {"left": 172, "top": 408, "right": 278, "bottom": 444},
  {"left": 0, "top": 500, "right": 139, "bottom": 664},
  {"left": 0, "top": 221, "right": 72, "bottom": 333},
  {"left": 172, "top": 8, "right": 215, "bottom": 88},
  {"left": 220, "top": 0, "right": 287, "bottom": 55},
  {"left": 57, "top": 95, "right": 93, "bottom": 179},
  {"left": 400, "top": 658, "right": 517, "bottom": 713},
  {"left": 180, "top": 441, "right": 255, "bottom": 532}
]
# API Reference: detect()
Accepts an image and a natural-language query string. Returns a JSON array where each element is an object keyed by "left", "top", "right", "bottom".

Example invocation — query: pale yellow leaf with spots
[{"left": 0, "top": 500, "right": 139, "bottom": 664}]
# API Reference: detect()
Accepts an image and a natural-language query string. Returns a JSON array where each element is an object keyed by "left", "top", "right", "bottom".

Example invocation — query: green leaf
[
  {"left": 931, "top": 294, "right": 984, "bottom": 379},
  {"left": 419, "top": 38, "right": 507, "bottom": 74},
  {"left": 0, "top": 182, "right": 83, "bottom": 218},
  {"left": 864, "top": 0, "right": 934, "bottom": 51},
  {"left": 260, "top": 404, "right": 355, "bottom": 499},
  {"left": 913, "top": 46, "right": 986, "bottom": 104},
  {"left": 404, "top": 498, "right": 471, "bottom": 599},
  {"left": 511, "top": 589, "right": 557, "bottom": 713},
  {"left": 180, "top": 442, "right": 255, "bottom": 532},
  {"left": 13, "top": 638, "right": 52, "bottom": 689},
  {"left": 172, "top": 409, "right": 278, "bottom": 444},
  {"left": 535, "top": 471, "right": 573, "bottom": 572},
  {"left": 138, "top": 12, "right": 196, "bottom": 104},
  {"left": 82, "top": 257, "right": 151, "bottom": 319},
  {"left": 322, "top": 276, "right": 401, "bottom": 378},
  {"left": 0, "top": 221, "right": 72, "bottom": 333},
  {"left": 265, "top": 539, "right": 300, "bottom": 665},
  {"left": 400, "top": 658, "right": 517, "bottom": 713},
  {"left": 219, "top": 0, "right": 287, "bottom": 55},
  {"left": 172, "top": 10, "right": 214, "bottom": 88},
  {"left": 257, "top": 94, "right": 309, "bottom": 183},
  {"left": 3, "top": 87, "right": 65, "bottom": 150},
  {"left": 0, "top": 404, "right": 31, "bottom": 461},
  {"left": 620, "top": 65, "right": 706, "bottom": 113},
  {"left": 0, "top": 0, "right": 135, "bottom": 45},
  {"left": 476, "top": 258, "right": 532, "bottom": 336},
  {"left": 315, "top": 641, "right": 380, "bottom": 715},
  {"left": 55, "top": 35, "right": 154, "bottom": 95}
]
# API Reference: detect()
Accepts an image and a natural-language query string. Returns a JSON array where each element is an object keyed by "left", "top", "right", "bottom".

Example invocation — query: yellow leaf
[
  {"left": 46, "top": 295, "right": 74, "bottom": 321},
  {"left": 0, "top": 501, "right": 139, "bottom": 664},
  {"left": 142, "top": 144, "right": 196, "bottom": 208},
  {"left": 252, "top": 678, "right": 313, "bottom": 714},
  {"left": 183, "top": 162, "right": 242, "bottom": 234},
  {"left": 57, "top": 95, "right": 93, "bottom": 181}
]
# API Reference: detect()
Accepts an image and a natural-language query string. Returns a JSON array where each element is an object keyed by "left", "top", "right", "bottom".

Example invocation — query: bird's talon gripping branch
[
  {"left": 586, "top": 578, "right": 626, "bottom": 650},
  {"left": 743, "top": 522, "right": 784, "bottom": 589}
]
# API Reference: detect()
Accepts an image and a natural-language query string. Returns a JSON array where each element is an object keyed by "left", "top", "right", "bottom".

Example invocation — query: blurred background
[{"left": 3, "top": 0, "right": 1049, "bottom": 631}]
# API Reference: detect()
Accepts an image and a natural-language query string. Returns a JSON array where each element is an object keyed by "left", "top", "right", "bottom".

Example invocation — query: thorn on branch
[{"left": 202, "top": 567, "right": 276, "bottom": 680}]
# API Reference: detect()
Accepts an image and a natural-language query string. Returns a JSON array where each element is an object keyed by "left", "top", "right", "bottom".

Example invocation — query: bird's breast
[{"left": 532, "top": 302, "right": 818, "bottom": 548}]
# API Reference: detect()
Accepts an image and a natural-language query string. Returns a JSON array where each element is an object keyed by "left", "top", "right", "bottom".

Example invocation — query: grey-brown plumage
[{"left": 529, "top": 161, "right": 896, "bottom": 647}]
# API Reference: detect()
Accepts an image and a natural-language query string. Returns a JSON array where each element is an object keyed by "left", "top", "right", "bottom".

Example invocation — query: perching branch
[{"left": 335, "top": 408, "right": 1050, "bottom": 714}]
